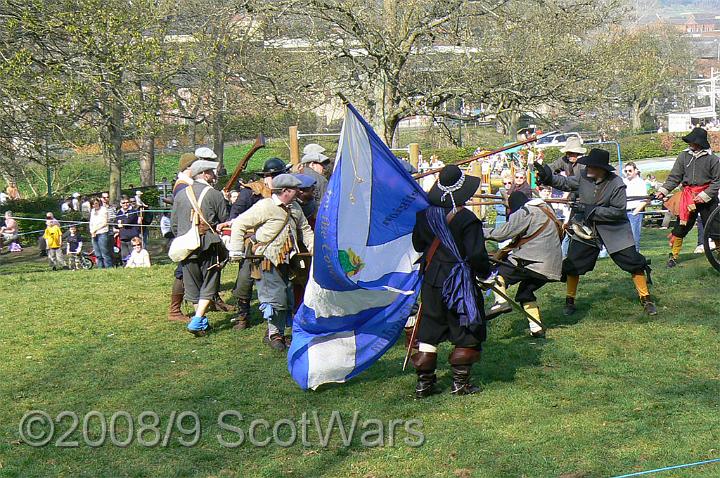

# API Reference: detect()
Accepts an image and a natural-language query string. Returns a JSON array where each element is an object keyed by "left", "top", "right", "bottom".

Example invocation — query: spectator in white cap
[
  {"left": 298, "top": 151, "right": 330, "bottom": 205},
  {"left": 228, "top": 172, "right": 314, "bottom": 351},
  {"left": 134, "top": 190, "right": 147, "bottom": 208},
  {"left": 71, "top": 192, "right": 80, "bottom": 211}
]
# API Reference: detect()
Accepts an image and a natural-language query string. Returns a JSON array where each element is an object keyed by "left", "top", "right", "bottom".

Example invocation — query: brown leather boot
[
  {"left": 449, "top": 347, "right": 481, "bottom": 395},
  {"left": 267, "top": 334, "right": 287, "bottom": 352},
  {"left": 411, "top": 351, "right": 437, "bottom": 399},
  {"left": 168, "top": 278, "right": 189, "bottom": 322},
  {"left": 231, "top": 298, "right": 251, "bottom": 330},
  {"left": 210, "top": 295, "right": 234, "bottom": 313}
]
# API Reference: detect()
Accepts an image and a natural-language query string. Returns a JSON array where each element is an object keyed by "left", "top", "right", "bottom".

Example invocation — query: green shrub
[
  {"left": 541, "top": 147, "right": 562, "bottom": 164},
  {"left": 1, "top": 196, "right": 60, "bottom": 217},
  {"left": 617, "top": 134, "right": 686, "bottom": 163},
  {"left": 1, "top": 197, "right": 62, "bottom": 245},
  {"left": 422, "top": 146, "right": 477, "bottom": 164}
]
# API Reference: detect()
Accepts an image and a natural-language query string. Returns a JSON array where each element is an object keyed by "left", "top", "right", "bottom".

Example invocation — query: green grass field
[{"left": 1, "top": 228, "right": 719, "bottom": 478}]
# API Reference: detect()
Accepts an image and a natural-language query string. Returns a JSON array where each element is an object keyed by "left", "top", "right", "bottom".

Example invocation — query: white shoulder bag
[{"left": 168, "top": 186, "right": 211, "bottom": 262}]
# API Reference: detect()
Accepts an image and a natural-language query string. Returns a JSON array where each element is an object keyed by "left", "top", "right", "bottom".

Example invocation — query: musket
[
  {"left": 412, "top": 136, "right": 539, "bottom": 180},
  {"left": 223, "top": 134, "right": 267, "bottom": 193},
  {"left": 240, "top": 252, "right": 313, "bottom": 260}
]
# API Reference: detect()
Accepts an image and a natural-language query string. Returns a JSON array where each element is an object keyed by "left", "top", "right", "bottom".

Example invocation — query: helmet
[{"left": 261, "top": 157, "right": 290, "bottom": 176}]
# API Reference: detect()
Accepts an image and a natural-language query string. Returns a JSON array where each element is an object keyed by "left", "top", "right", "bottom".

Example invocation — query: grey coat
[
  {"left": 548, "top": 156, "right": 585, "bottom": 177},
  {"left": 484, "top": 199, "right": 562, "bottom": 281},
  {"left": 171, "top": 181, "right": 229, "bottom": 254},
  {"left": 550, "top": 170, "right": 635, "bottom": 254},
  {"left": 299, "top": 166, "right": 329, "bottom": 205},
  {"left": 547, "top": 156, "right": 585, "bottom": 201}
]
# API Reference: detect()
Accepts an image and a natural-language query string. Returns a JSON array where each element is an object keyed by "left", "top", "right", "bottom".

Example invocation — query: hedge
[{"left": 1, "top": 197, "right": 63, "bottom": 245}]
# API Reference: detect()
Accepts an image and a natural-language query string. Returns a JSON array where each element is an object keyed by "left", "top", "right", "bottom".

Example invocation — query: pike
[
  {"left": 468, "top": 195, "right": 654, "bottom": 207},
  {"left": 222, "top": 134, "right": 266, "bottom": 193},
  {"left": 412, "top": 136, "right": 539, "bottom": 180}
]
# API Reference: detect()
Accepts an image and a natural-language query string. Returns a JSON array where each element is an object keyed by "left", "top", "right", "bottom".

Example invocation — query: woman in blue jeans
[{"left": 89, "top": 198, "right": 114, "bottom": 268}]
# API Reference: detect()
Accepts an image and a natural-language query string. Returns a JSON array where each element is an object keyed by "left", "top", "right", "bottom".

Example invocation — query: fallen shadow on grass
[{"left": 322, "top": 317, "right": 549, "bottom": 396}]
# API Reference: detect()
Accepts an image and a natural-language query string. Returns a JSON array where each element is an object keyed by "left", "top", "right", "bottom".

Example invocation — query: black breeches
[
  {"left": 497, "top": 264, "right": 549, "bottom": 304},
  {"left": 417, "top": 282, "right": 486, "bottom": 349},
  {"left": 562, "top": 240, "right": 647, "bottom": 278}
]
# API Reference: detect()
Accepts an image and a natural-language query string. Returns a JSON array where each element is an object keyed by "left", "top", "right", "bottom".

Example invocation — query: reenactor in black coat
[
  {"left": 655, "top": 127, "right": 720, "bottom": 267},
  {"left": 411, "top": 165, "right": 491, "bottom": 398},
  {"left": 535, "top": 149, "right": 657, "bottom": 317}
]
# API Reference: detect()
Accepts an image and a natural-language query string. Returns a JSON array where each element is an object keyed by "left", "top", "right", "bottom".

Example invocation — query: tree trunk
[
  {"left": 139, "top": 136, "right": 155, "bottom": 186},
  {"left": 631, "top": 101, "right": 643, "bottom": 132},
  {"left": 213, "top": 111, "right": 225, "bottom": 175},
  {"left": 385, "top": 115, "right": 400, "bottom": 148},
  {"left": 108, "top": 100, "right": 124, "bottom": 203},
  {"left": 190, "top": 121, "right": 198, "bottom": 150},
  {"left": 495, "top": 110, "right": 520, "bottom": 139}
]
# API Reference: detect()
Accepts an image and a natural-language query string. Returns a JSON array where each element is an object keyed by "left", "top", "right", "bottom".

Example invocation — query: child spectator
[
  {"left": 125, "top": 236, "right": 151, "bottom": 268},
  {"left": 1, "top": 210, "right": 18, "bottom": 249},
  {"left": 43, "top": 219, "right": 64, "bottom": 270},
  {"left": 64, "top": 224, "right": 84, "bottom": 270}
]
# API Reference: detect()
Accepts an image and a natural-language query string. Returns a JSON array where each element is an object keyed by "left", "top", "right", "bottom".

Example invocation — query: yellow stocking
[
  {"left": 566, "top": 275, "right": 579, "bottom": 299},
  {"left": 632, "top": 272, "right": 649, "bottom": 299},
  {"left": 671, "top": 236, "right": 684, "bottom": 259},
  {"left": 494, "top": 276, "right": 508, "bottom": 304},
  {"left": 523, "top": 301, "right": 543, "bottom": 333}
]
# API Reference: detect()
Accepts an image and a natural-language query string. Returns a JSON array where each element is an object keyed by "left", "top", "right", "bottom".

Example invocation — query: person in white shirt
[
  {"left": 89, "top": 198, "right": 113, "bottom": 268},
  {"left": 160, "top": 212, "right": 173, "bottom": 250},
  {"left": 1, "top": 210, "right": 18, "bottom": 248},
  {"left": 125, "top": 236, "right": 151, "bottom": 268},
  {"left": 61, "top": 198, "right": 72, "bottom": 213},
  {"left": 623, "top": 162, "right": 648, "bottom": 252}
]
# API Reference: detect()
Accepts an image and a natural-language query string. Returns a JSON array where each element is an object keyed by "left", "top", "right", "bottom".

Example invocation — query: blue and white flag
[{"left": 288, "top": 103, "right": 429, "bottom": 390}]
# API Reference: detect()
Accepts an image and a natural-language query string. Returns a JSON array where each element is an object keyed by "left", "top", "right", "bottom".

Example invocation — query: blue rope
[{"left": 612, "top": 457, "right": 720, "bottom": 478}]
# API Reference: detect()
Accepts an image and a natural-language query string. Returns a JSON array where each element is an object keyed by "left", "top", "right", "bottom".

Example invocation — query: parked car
[{"left": 536, "top": 131, "right": 583, "bottom": 149}]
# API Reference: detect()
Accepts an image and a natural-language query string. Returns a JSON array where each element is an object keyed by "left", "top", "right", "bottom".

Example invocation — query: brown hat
[{"left": 178, "top": 153, "right": 198, "bottom": 171}]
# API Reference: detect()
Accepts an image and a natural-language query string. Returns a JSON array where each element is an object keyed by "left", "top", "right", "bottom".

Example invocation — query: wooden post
[
  {"left": 408, "top": 143, "right": 420, "bottom": 169},
  {"left": 467, "top": 160, "right": 484, "bottom": 220},
  {"left": 289, "top": 126, "right": 300, "bottom": 168}
]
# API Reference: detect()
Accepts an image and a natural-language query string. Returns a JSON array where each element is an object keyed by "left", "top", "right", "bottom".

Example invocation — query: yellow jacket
[{"left": 43, "top": 225, "right": 63, "bottom": 249}]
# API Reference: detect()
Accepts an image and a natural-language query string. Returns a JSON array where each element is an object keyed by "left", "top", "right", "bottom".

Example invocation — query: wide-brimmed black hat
[
  {"left": 682, "top": 127, "right": 711, "bottom": 150},
  {"left": 508, "top": 191, "right": 530, "bottom": 214},
  {"left": 578, "top": 148, "right": 614, "bottom": 172},
  {"left": 428, "top": 165, "right": 480, "bottom": 208}
]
